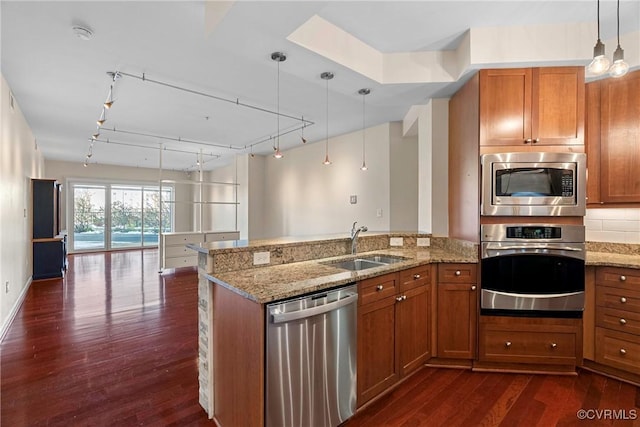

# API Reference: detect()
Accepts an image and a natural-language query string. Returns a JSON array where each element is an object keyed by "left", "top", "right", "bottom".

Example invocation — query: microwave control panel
[{"left": 561, "top": 171, "right": 574, "bottom": 197}]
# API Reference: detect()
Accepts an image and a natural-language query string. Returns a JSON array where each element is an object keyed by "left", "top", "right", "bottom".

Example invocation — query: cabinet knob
[
  {"left": 620, "top": 318, "right": 627, "bottom": 325},
  {"left": 550, "top": 343, "right": 558, "bottom": 349},
  {"left": 620, "top": 348, "right": 627, "bottom": 356},
  {"left": 533, "top": 138, "right": 540, "bottom": 144},
  {"left": 376, "top": 285, "right": 384, "bottom": 291},
  {"left": 471, "top": 285, "right": 477, "bottom": 291},
  {"left": 621, "top": 297, "right": 627, "bottom": 303},
  {"left": 620, "top": 275, "right": 627, "bottom": 282},
  {"left": 524, "top": 138, "right": 533, "bottom": 144},
  {"left": 396, "top": 295, "right": 407, "bottom": 302},
  {"left": 455, "top": 270, "right": 461, "bottom": 276},
  {"left": 413, "top": 274, "right": 421, "bottom": 280},
  {"left": 505, "top": 341, "right": 512, "bottom": 348}
]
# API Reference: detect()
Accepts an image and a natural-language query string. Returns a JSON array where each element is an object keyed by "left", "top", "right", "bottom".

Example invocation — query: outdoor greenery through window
[{"left": 72, "top": 183, "right": 172, "bottom": 252}]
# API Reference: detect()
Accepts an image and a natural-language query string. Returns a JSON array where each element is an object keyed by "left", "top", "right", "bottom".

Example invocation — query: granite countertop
[
  {"left": 586, "top": 252, "right": 640, "bottom": 269},
  {"left": 205, "top": 247, "right": 476, "bottom": 304}
]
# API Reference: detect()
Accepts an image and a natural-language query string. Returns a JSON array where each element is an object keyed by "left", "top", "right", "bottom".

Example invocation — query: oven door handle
[{"left": 481, "top": 243, "right": 585, "bottom": 260}]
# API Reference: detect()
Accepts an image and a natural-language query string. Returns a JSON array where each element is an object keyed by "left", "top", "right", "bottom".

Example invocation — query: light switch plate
[
  {"left": 350, "top": 195, "right": 357, "bottom": 204},
  {"left": 417, "top": 237, "right": 431, "bottom": 247},
  {"left": 390, "top": 237, "right": 403, "bottom": 247},
  {"left": 253, "top": 251, "right": 270, "bottom": 265}
]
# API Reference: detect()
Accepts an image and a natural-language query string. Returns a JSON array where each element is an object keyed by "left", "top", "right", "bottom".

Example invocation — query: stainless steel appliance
[
  {"left": 481, "top": 224, "right": 585, "bottom": 317},
  {"left": 481, "top": 152, "right": 586, "bottom": 216},
  {"left": 266, "top": 284, "right": 358, "bottom": 427}
]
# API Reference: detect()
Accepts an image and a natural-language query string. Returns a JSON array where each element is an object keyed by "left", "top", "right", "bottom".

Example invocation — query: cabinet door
[
  {"left": 398, "top": 285, "right": 430, "bottom": 376},
  {"left": 32, "top": 179, "right": 57, "bottom": 239},
  {"left": 600, "top": 70, "right": 640, "bottom": 203},
  {"left": 437, "top": 283, "right": 477, "bottom": 359},
  {"left": 480, "top": 68, "right": 532, "bottom": 146},
  {"left": 357, "top": 296, "right": 398, "bottom": 407},
  {"left": 532, "top": 67, "right": 584, "bottom": 146}
]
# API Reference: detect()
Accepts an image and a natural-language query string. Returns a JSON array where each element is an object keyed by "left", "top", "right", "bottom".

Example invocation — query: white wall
[
  {"left": 585, "top": 208, "right": 640, "bottom": 244},
  {"left": 247, "top": 154, "right": 266, "bottom": 240},
  {"left": 201, "top": 156, "right": 244, "bottom": 235},
  {"left": 262, "top": 123, "right": 398, "bottom": 238},
  {"left": 1, "top": 74, "right": 45, "bottom": 334},
  {"left": 389, "top": 122, "right": 418, "bottom": 231}
]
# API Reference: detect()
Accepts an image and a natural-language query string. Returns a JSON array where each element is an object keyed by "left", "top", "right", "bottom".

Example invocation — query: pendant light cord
[
  {"left": 326, "top": 77, "right": 329, "bottom": 157},
  {"left": 277, "top": 59, "right": 280, "bottom": 151},
  {"left": 616, "top": 0, "right": 621, "bottom": 47},
  {"left": 362, "top": 93, "right": 366, "bottom": 162},
  {"left": 597, "top": 0, "right": 601, "bottom": 39}
]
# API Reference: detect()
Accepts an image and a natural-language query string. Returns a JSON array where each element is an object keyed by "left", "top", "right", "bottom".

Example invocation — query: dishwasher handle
[{"left": 270, "top": 292, "right": 358, "bottom": 324}]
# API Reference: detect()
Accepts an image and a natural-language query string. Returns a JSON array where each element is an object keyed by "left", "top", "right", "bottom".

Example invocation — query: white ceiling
[{"left": 2, "top": 1, "right": 639, "bottom": 171}]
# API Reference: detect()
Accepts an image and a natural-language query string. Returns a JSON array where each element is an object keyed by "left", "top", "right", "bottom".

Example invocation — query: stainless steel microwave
[{"left": 481, "top": 152, "right": 586, "bottom": 216}]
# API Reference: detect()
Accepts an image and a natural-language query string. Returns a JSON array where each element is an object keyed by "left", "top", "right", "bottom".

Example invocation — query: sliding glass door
[{"left": 71, "top": 182, "right": 172, "bottom": 252}]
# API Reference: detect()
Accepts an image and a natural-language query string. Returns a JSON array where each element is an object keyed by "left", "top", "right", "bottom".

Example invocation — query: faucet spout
[{"left": 350, "top": 222, "right": 368, "bottom": 254}]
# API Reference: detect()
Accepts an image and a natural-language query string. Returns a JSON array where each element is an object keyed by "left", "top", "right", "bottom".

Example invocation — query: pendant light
[
  {"left": 321, "top": 71, "right": 334, "bottom": 165},
  {"left": 587, "top": 0, "right": 610, "bottom": 75},
  {"left": 104, "top": 85, "right": 114, "bottom": 109},
  {"left": 271, "top": 51, "right": 286, "bottom": 159},
  {"left": 358, "top": 88, "right": 370, "bottom": 171},
  {"left": 301, "top": 116, "right": 307, "bottom": 143},
  {"left": 609, "top": 0, "right": 629, "bottom": 78},
  {"left": 96, "top": 107, "right": 106, "bottom": 126}
]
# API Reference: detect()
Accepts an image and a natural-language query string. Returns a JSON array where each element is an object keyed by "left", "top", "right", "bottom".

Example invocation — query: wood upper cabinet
[
  {"left": 436, "top": 264, "right": 478, "bottom": 359},
  {"left": 588, "top": 70, "right": 640, "bottom": 204},
  {"left": 480, "top": 67, "right": 584, "bottom": 147}
]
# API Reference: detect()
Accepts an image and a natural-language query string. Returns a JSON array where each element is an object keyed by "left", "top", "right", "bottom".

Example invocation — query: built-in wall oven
[
  {"left": 481, "top": 224, "right": 585, "bottom": 318},
  {"left": 481, "top": 152, "right": 586, "bottom": 216}
]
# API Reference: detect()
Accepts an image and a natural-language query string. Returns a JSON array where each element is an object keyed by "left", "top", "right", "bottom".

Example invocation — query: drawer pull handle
[
  {"left": 471, "top": 285, "right": 477, "bottom": 291},
  {"left": 620, "top": 297, "right": 627, "bottom": 304},
  {"left": 505, "top": 341, "right": 512, "bottom": 348},
  {"left": 620, "top": 275, "right": 626, "bottom": 282},
  {"left": 455, "top": 270, "right": 461, "bottom": 276},
  {"left": 550, "top": 343, "right": 557, "bottom": 349},
  {"left": 619, "top": 318, "right": 627, "bottom": 325},
  {"left": 396, "top": 295, "right": 407, "bottom": 302},
  {"left": 620, "top": 348, "right": 626, "bottom": 356},
  {"left": 413, "top": 274, "right": 421, "bottom": 280},
  {"left": 376, "top": 285, "right": 384, "bottom": 291}
]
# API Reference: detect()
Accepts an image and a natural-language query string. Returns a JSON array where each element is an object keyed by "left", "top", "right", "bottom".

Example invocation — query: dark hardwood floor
[{"left": 2, "top": 249, "right": 639, "bottom": 426}]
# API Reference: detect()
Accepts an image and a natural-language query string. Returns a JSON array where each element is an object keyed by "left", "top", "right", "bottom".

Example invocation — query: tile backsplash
[{"left": 585, "top": 208, "right": 640, "bottom": 244}]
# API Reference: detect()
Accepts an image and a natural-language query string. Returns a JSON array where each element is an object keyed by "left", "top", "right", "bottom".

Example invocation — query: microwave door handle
[{"left": 485, "top": 245, "right": 582, "bottom": 252}]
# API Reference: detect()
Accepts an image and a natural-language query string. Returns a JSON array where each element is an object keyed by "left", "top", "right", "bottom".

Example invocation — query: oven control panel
[{"left": 506, "top": 226, "right": 562, "bottom": 239}]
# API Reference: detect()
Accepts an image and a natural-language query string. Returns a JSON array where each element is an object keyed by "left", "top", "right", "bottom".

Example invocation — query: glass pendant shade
[{"left": 609, "top": 46, "right": 629, "bottom": 77}]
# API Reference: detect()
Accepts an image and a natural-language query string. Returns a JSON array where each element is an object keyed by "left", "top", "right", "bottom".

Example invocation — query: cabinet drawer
[
  {"left": 205, "top": 232, "right": 239, "bottom": 242},
  {"left": 164, "top": 255, "right": 198, "bottom": 269},
  {"left": 165, "top": 245, "right": 198, "bottom": 257},
  {"left": 438, "top": 264, "right": 477, "bottom": 284},
  {"left": 480, "top": 329, "right": 576, "bottom": 364},
  {"left": 596, "top": 306, "right": 640, "bottom": 335},
  {"left": 163, "top": 233, "right": 204, "bottom": 245},
  {"left": 595, "top": 327, "right": 640, "bottom": 375},
  {"left": 596, "top": 267, "right": 640, "bottom": 291},
  {"left": 359, "top": 273, "right": 398, "bottom": 306},
  {"left": 399, "top": 265, "right": 431, "bottom": 292},
  {"left": 596, "top": 286, "right": 640, "bottom": 313}
]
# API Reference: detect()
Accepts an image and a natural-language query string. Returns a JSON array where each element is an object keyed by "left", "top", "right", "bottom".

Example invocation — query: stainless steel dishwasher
[{"left": 266, "top": 284, "right": 358, "bottom": 427}]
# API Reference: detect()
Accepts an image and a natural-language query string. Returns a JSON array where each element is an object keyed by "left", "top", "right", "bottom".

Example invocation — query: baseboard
[{"left": 0, "top": 276, "right": 33, "bottom": 343}]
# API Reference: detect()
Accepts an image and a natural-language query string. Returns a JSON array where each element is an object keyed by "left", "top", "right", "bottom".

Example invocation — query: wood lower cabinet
[
  {"left": 357, "top": 266, "right": 433, "bottom": 407},
  {"left": 593, "top": 267, "right": 640, "bottom": 378},
  {"left": 436, "top": 264, "right": 477, "bottom": 360},
  {"left": 478, "top": 316, "right": 581, "bottom": 369}
]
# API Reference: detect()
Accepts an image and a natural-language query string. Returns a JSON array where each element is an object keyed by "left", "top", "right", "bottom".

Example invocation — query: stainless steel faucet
[{"left": 350, "top": 221, "right": 368, "bottom": 254}]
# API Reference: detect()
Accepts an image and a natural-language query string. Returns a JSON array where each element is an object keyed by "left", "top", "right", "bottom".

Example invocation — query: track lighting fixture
[
  {"left": 321, "top": 72, "right": 334, "bottom": 165},
  {"left": 358, "top": 88, "right": 371, "bottom": 171},
  {"left": 272, "top": 51, "right": 286, "bottom": 159},
  {"left": 104, "top": 85, "right": 114, "bottom": 109},
  {"left": 609, "top": 0, "right": 629, "bottom": 78},
  {"left": 96, "top": 108, "right": 106, "bottom": 126},
  {"left": 587, "top": 0, "right": 610, "bottom": 75}
]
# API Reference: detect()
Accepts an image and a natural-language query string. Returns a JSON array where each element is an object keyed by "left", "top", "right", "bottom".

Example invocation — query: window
[{"left": 71, "top": 182, "right": 172, "bottom": 252}]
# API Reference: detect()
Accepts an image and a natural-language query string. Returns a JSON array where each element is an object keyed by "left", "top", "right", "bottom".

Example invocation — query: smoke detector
[{"left": 72, "top": 26, "right": 93, "bottom": 41}]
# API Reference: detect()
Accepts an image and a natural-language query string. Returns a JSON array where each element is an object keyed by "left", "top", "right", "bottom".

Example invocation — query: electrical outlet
[
  {"left": 253, "top": 251, "right": 270, "bottom": 265},
  {"left": 376, "top": 208, "right": 383, "bottom": 218},
  {"left": 417, "top": 237, "right": 431, "bottom": 247},
  {"left": 350, "top": 195, "right": 357, "bottom": 204},
  {"left": 390, "top": 237, "right": 403, "bottom": 247}
]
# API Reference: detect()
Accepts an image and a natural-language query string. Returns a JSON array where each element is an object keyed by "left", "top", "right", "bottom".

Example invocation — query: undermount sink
[{"left": 324, "top": 254, "right": 408, "bottom": 271}]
